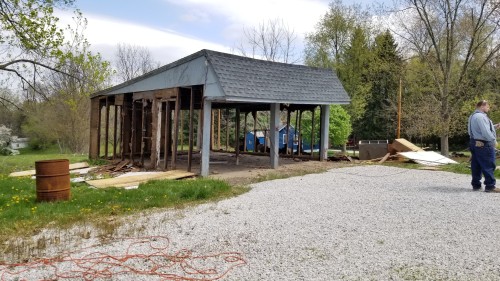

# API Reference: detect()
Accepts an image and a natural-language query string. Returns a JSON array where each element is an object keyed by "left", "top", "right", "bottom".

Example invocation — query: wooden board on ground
[
  {"left": 86, "top": 170, "right": 195, "bottom": 188},
  {"left": 378, "top": 153, "right": 391, "bottom": 164},
  {"left": 9, "top": 162, "right": 90, "bottom": 177},
  {"left": 392, "top": 138, "right": 424, "bottom": 152}
]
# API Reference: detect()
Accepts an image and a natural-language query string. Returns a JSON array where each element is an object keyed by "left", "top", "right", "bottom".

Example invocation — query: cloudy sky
[{"left": 58, "top": 0, "right": 391, "bottom": 66}]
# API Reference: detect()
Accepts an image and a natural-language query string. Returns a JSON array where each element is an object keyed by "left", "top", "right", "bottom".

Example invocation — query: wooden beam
[
  {"left": 298, "top": 110, "right": 302, "bottom": 156},
  {"left": 270, "top": 103, "right": 280, "bottom": 169},
  {"left": 104, "top": 97, "right": 110, "bottom": 158},
  {"left": 253, "top": 111, "right": 257, "bottom": 152},
  {"left": 217, "top": 109, "right": 221, "bottom": 150},
  {"left": 140, "top": 99, "right": 146, "bottom": 166},
  {"left": 225, "top": 108, "right": 229, "bottom": 151},
  {"left": 235, "top": 107, "right": 240, "bottom": 165},
  {"left": 171, "top": 88, "right": 180, "bottom": 170},
  {"left": 188, "top": 88, "right": 194, "bottom": 172},
  {"left": 163, "top": 101, "right": 171, "bottom": 170},
  {"left": 320, "top": 105, "right": 330, "bottom": 161},
  {"left": 113, "top": 105, "right": 118, "bottom": 159},
  {"left": 243, "top": 112, "right": 248, "bottom": 152},
  {"left": 89, "top": 98, "right": 100, "bottom": 159},
  {"left": 131, "top": 100, "right": 137, "bottom": 163},
  {"left": 211, "top": 110, "right": 214, "bottom": 150},
  {"left": 180, "top": 110, "right": 184, "bottom": 152},
  {"left": 286, "top": 108, "right": 291, "bottom": 155},
  {"left": 311, "top": 108, "right": 315, "bottom": 159}
]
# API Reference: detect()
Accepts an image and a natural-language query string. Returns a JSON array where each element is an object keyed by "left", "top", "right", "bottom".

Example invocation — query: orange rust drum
[{"left": 35, "top": 159, "right": 70, "bottom": 202}]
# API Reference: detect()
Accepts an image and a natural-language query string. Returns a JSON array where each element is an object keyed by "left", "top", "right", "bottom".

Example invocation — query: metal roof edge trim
[
  {"left": 91, "top": 49, "right": 209, "bottom": 98},
  {"left": 218, "top": 96, "right": 351, "bottom": 105}
]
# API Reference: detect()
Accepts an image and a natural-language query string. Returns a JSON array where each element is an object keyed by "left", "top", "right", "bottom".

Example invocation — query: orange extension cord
[{"left": 0, "top": 236, "right": 246, "bottom": 280}]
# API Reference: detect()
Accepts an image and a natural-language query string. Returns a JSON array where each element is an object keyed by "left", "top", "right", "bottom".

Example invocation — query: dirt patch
[{"left": 173, "top": 152, "right": 355, "bottom": 186}]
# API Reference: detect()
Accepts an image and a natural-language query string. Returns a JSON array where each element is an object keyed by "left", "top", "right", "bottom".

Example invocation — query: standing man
[{"left": 468, "top": 100, "right": 500, "bottom": 192}]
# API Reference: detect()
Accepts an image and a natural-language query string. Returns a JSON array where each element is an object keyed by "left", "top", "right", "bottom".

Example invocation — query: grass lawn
[
  {"left": 0, "top": 147, "right": 246, "bottom": 245},
  {"left": 0, "top": 147, "right": 88, "bottom": 175}
]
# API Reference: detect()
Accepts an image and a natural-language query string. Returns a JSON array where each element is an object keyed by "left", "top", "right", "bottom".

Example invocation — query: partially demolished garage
[{"left": 89, "top": 49, "right": 350, "bottom": 176}]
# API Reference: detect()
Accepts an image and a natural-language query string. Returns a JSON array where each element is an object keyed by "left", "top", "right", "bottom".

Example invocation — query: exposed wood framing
[
  {"left": 225, "top": 108, "right": 229, "bottom": 151},
  {"left": 286, "top": 108, "right": 291, "bottom": 155},
  {"left": 89, "top": 98, "right": 101, "bottom": 159},
  {"left": 164, "top": 101, "right": 172, "bottom": 170},
  {"left": 235, "top": 107, "right": 240, "bottom": 165},
  {"left": 140, "top": 99, "right": 146, "bottom": 166},
  {"left": 171, "top": 88, "right": 180, "bottom": 169},
  {"left": 188, "top": 87, "right": 194, "bottom": 172},
  {"left": 243, "top": 112, "right": 248, "bottom": 152},
  {"left": 217, "top": 109, "right": 221, "bottom": 150},
  {"left": 252, "top": 111, "right": 257, "bottom": 152},
  {"left": 113, "top": 105, "right": 118, "bottom": 159},
  {"left": 311, "top": 108, "right": 315, "bottom": 159},
  {"left": 131, "top": 100, "right": 137, "bottom": 163},
  {"left": 105, "top": 97, "right": 110, "bottom": 158}
]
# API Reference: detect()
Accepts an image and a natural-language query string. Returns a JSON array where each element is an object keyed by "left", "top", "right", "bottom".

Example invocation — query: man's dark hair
[{"left": 477, "top": 100, "right": 488, "bottom": 107}]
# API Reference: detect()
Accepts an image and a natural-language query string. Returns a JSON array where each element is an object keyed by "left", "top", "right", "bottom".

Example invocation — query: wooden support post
[
  {"left": 217, "top": 109, "right": 221, "bottom": 150},
  {"left": 172, "top": 89, "right": 180, "bottom": 169},
  {"left": 89, "top": 98, "right": 100, "bottom": 159},
  {"left": 188, "top": 88, "right": 194, "bottom": 172},
  {"left": 294, "top": 109, "right": 299, "bottom": 155},
  {"left": 211, "top": 110, "right": 214, "bottom": 150},
  {"left": 286, "top": 108, "right": 291, "bottom": 155},
  {"left": 320, "top": 105, "right": 330, "bottom": 161},
  {"left": 105, "top": 97, "right": 110, "bottom": 158},
  {"left": 196, "top": 109, "right": 202, "bottom": 150},
  {"left": 120, "top": 105, "right": 125, "bottom": 160},
  {"left": 311, "top": 108, "right": 315, "bottom": 159},
  {"left": 298, "top": 110, "right": 303, "bottom": 156},
  {"left": 180, "top": 110, "right": 184, "bottom": 151},
  {"left": 201, "top": 99, "right": 212, "bottom": 176},
  {"left": 131, "top": 101, "right": 136, "bottom": 163},
  {"left": 140, "top": 99, "right": 146, "bottom": 166},
  {"left": 270, "top": 103, "right": 280, "bottom": 169},
  {"left": 163, "top": 101, "right": 171, "bottom": 170},
  {"left": 253, "top": 111, "right": 257, "bottom": 152},
  {"left": 235, "top": 107, "right": 240, "bottom": 165},
  {"left": 243, "top": 112, "right": 248, "bottom": 152},
  {"left": 154, "top": 100, "right": 162, "bottom": 169},
  {"left": 113, "top": 105, "right": 118, "bottom": 159},
  {"left": 225, "top": 108, "right": 229, "bottom": 151}
]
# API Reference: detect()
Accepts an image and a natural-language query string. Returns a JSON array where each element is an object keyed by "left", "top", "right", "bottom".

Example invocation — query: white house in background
[{"left": 9, "top": 136, "right": 29, "bottom": 150}]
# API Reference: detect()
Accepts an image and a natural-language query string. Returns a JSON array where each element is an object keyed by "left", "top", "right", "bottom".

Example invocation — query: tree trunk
[{"left": 440, "top": 133, "right": 449, "bottom": 157}]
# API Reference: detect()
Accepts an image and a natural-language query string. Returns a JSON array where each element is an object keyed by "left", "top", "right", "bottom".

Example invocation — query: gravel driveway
[{"left": 3, "top": 165, "right": 500, "bottom": 280}]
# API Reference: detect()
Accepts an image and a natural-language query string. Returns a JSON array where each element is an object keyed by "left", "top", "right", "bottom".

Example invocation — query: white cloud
[
  {"left": 168, "top": 0, "right": 329, "bottom": 40},
  {"left": 56, "top": 11, "right": 230, "bottom": 65}
]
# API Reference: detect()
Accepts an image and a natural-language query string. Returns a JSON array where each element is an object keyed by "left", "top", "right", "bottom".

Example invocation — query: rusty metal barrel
[{"left": 35, "top": 159, "right": 71, "bottom": 202}]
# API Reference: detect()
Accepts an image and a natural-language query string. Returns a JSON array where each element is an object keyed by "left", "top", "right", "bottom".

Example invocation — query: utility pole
[{"left": 397, "top": 78, "right": 402, "bottom": 139}]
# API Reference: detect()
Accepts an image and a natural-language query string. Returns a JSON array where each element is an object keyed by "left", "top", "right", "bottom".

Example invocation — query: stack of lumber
[{"left": 88, "top": 160, "right": 138, "bottom": 176}]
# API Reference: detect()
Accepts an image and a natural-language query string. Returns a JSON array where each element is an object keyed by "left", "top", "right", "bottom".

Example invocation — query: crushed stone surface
[{"left": 3, "top": 165, "right": 500, "bottom": 280}]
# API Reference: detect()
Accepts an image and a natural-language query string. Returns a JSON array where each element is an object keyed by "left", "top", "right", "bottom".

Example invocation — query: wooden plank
[
  {"left": 378, "top": 153, "right": 391, "bottom": 164},
  {"left": 86, "top": 170, "right": 195, "bottom": 188},
  {"left": 89, "top": 98, "right": 100, "bottom": 159},
  {"left": 235, "top": 107, "right": 240, "bottom": 165},
  {"left": 114, "top": 94, "right": 124, "bottom": 106},
  {"left": 113, "top": 105, "right": 118, "bottom": 159},
  {"left": 164, "top": 101, "right": 171, "bottom": 170},
  {"left": 392, "top": 138, "right": 424, "bottom": 152},
  {"left": 171, "top": 88, "right": 180, "bottom": 169},
  {"left": 133, "top": 91, "right": 155, "bottom": 100},
  {"left": 105, "top": 97, "right": 110, "bottom": 158},
  {"left": 9, "top": 162, "right": 90, "bottom": 177},
  {"left": 188, "top": 87, "right": 194, "bottom": 172},
  {"left": 140, "top": 99, "right": 146, "bottom": 166}
]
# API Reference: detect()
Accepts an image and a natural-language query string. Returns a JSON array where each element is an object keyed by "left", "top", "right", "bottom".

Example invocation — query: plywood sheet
[
  {"left": 398, "top": 151, "right": 458, "bottom": 166},
  {"left": 9, "top": 162, "right": 90, "bottom": 177},
  {"left": 392, "top": 138, "right": 423, "bottom": 152},
  {"left": 86, "top": 170, "right": 195, "bottom": 188}
]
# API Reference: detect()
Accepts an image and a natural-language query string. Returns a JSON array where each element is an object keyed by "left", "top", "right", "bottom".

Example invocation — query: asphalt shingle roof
[
  {"left": 93, "top": 49, "right": 350, "bottom": 105},
  {"left": 205, "top": 50, "right": 350, "bottom": 104}
]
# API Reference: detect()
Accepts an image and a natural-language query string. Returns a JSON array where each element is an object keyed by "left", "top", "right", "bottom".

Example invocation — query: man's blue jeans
[{"left": 470, "top": 139, "right": 496, "bottom": 189}]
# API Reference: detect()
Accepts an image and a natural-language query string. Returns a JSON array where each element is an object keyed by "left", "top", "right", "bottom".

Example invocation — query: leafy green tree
[
  {"left": 23, "top": 13, "right": 112, "bottom": 153},
  {"left": 337, "top": 26, "right": 373, "bottom": 137},
  {"left": 0, "top": 0, "right": 75, "bottom": 102},
  {"left": 358, "top": 30, "right": 402, "bottom": 140},
  {"left": 395, "top": 0, "right": 500, "bottom": 155},
  {"left": 300, "top": 105, "right": 352, "bottom": 148},
  {"left": 304, "top": 0, "right": 365, "bottom": 69}
]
